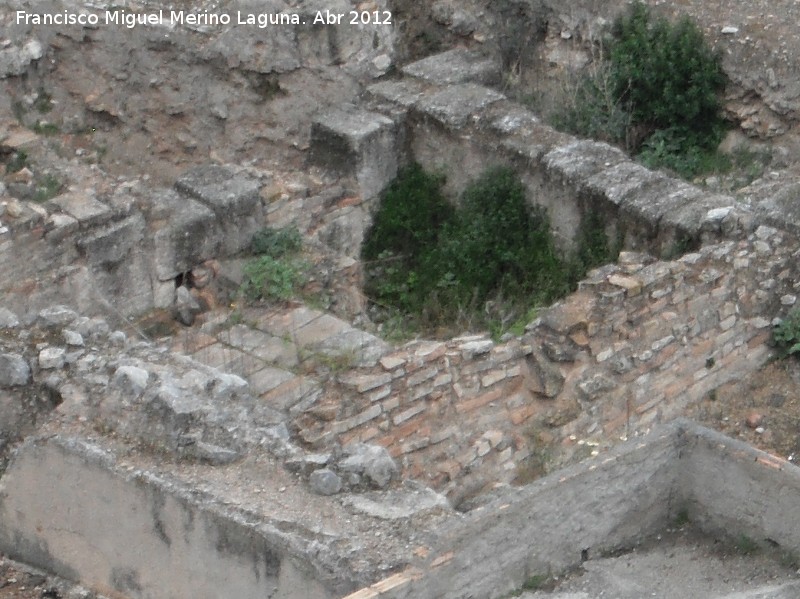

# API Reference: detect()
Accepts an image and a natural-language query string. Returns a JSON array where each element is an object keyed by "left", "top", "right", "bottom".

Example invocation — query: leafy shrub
[
  {"left": 240, "top": 255, "right": 306, "bottom": 302},
  {"left": 362, "top": 163, "right": 454, "bottom": 317},
  {"left": 434, "top": 166, "right": 567, "bottom": 304},
  {"left": 362, "top": 163, "right": 453, "bottom": 262},
  {"left": 774, "top": 308, "right": 800, "bottom": 357},
  {"left": 610, "top": 3, "right": 726, "bottom": 143},
  {"left": 637, "top": 127, "right": 731, "bottom": 179}
]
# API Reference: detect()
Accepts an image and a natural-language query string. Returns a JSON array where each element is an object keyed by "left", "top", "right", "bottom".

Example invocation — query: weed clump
[
  {"left": 774, "top": 307, "right": 800, "bottom": 358},
  {"left": 240, "top": 226, "right": 307, "bottom": 303}
]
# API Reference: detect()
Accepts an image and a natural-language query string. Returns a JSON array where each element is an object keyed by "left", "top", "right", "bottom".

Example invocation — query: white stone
[
  {"left": 114, "top": 365, "right": 149, "bottom": 397},
  {"left": 39, "top": 347, "right": 66, "bottom": 369},
  {"left": 63, "top": 329, "right": 84, "bottom": 347}
]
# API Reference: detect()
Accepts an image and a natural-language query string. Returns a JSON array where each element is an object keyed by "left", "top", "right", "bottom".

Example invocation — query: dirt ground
[
  {"left": 687, "top": 358, "right": 800, "bottom": 462},
  {"left": 0, "top": 556, "right": 83, "bottom": 599}
]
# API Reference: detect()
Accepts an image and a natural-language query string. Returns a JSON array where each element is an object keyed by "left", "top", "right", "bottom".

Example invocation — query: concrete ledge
[
  {"left": 309, "top": 106, "right": 398, "bottom": 201},
  {"left": 344, "top": 420, "right": 800, "bottom": 599},
  {"left": 0, "top": 436, "right": 343, "bottom": 599}
]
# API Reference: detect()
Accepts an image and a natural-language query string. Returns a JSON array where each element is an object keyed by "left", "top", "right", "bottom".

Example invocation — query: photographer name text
[{"left": 15, "top": 9, "right": 393, "bottom": 29}]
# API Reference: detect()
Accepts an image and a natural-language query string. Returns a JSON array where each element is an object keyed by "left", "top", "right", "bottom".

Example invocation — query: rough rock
[
  {"left": 309, "top": 468, "right": 342, "bottom": 495},
  {"left": 173, "top": 285, "right": 201, "bottom": 326},
  {"left": 37, "top": 306, "right": 78, "bottom": 329},
  {"left": 0, "top": 353, "right": 31, "bottom": 387},
  {"left": 0, "top": 39, "right": 44, "bottom": 78},
  {"left": 342, "top": 481, "right": 451, "bottom": 520},
  {"left": 338, "top": 443, "right": 399, "bottom": 489},
  {"left": 38, "top": 347, "right": 66, "bottom": 370},
  {"left": 113, "top": 365, "right": 150, "bottom": 398},
  {"left": 0, "top": 308, "right": 20, "bottom": 328}
]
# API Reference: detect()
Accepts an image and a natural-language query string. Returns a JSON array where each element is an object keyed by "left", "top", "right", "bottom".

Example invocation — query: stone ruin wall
[
  {"left": 296, "top": 49, "right": 800, "bottom": 499},
  {"left": 0, "top": 164, "right": 266, "bottom": 317},
  {"left": 3, "top": 29, "right": 800, "bottom": 507},
  {"left": 293, "top": 228, "right": 800, "bottom": 500}
]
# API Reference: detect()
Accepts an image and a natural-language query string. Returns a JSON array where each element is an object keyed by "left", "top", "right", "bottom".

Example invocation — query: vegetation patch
[
  {"left": 240, "top": 226, "right": 308, "bottom": 303},
  {"left": 362, "top": 164, "right": 617, "bottom": 338},
  {"left": 5, "top": 150, "right": 29, "bottom": 174},
  {"left": 549, "top": 1, "right": 729, "bottom": 180},
  {"left": 774, "top": 307, "right": 800, "bottom": 358},
  {"left": 33, "top": 173, "right": 63, "bottom": 203}
]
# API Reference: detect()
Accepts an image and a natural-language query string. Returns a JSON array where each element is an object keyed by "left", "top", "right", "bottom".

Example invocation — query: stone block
[
  {"left": 415, "top": 83, "right": 504, "bottom": 128},
  {"left": 0, "top": 352, "right": 30, "bottom": 387},
  {"left": 309, "top": 468, "right": 342, "bottom": 495},
  {"left": 402, "top": 49, "right": 501, "bottom": 86},
  {"left": 367, "top": 79, "right": 427, "bottom": 109},
  {"left": 582, "top": 160, "right": 667, "bottom": 208},
  {"left": 543, "top": 140, "right": 627, "bottom": 185},
  {"left": 487, "top": 104, "right": 540, "bottom": 136},
  {"left": 78, "top": 213, "right": 145, "bottom": 269},
  {"left": 175, "top": 165, "right": 264, "bottom": 255},
  {"left": 339, "top": 372, "right": 392, "bottom": 393},
  {"left": 175, "top": 165, "right": 261, "bottom": 218},
  {"left": 44, "top": 212, "right": 79, "bottom": 243},
  {"left": 152, "top": 189, "right": 220, "bottom": 280},
  {"left": 48, "top": 192, "right": 112, "bottom": 228},
  {"left": 311, "top": 328, "right": 390, "bottom": 367},
  {"left": 309, "top": 106, "right": 397, "bottom": 201}
]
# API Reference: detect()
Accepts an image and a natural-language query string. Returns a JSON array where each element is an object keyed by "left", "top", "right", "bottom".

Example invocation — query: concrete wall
[
  {"left": 0, "top": 436, "right": 341, "bottom": 599},
  {"left": 681, "top": 424, "right": 800, "bottom": 552},
  {"left": 344, "top": 420, "right": 800, "bottom": 599}
]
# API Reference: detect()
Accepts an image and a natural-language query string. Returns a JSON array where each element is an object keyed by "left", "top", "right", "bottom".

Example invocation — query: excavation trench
[{"left": 3, "top": 4, "right": 800, "bottom": 599}]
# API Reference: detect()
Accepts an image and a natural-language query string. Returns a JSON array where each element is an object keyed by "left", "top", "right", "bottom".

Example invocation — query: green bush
[
  {"left": 362, "top": 163, "right": 454, "bottom": 317},
  {"left": 774, "top": 308, "right": 800, "bottom": 357},
  {"left": 637, "top": 127, "right": 731, "bottom": 179},
  {"left": 549, "top": 2, "right": 727, "bottom": 178},
  {"left": 362, "top": 163, "right": 453, "bottom": 262},
  {"left": 434, "top": 166, "right": 567, "bottom": 304},
  {"left": 250, "top": 226, "right": 302, "bottom": 257},
  {"left": 610, "top": 3, "right": 726, "bottom": 143},
  {"left": 240, "top": 255, "right": 306, "bottom": 302}
]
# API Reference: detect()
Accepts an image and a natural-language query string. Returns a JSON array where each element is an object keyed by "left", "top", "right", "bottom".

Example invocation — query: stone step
[{"left": 401, "top": 48, "right": 501, "bottom": 86}]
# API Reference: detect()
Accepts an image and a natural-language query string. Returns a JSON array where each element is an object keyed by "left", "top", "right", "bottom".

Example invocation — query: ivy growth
[{"left": 240, "top": 226, "right": 307, "bottom": 303}]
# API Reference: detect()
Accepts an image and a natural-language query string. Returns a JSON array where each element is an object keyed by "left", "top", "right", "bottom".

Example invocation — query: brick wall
[{"left": 293, "top": 226, "right": 800, "bottom": 499}]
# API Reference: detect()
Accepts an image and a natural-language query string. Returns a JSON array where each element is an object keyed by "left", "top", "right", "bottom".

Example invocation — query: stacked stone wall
[
  {"left": 0, "top": 166, "right": 268, "bottom": 318},
  {"left": 293, "top": 226, "right": 800, "bottom": 499}
]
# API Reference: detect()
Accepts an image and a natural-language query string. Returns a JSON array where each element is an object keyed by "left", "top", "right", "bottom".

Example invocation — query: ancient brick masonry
[{"left": 293, "top": 225, "right": 800, "bottom": 499}]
